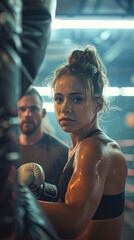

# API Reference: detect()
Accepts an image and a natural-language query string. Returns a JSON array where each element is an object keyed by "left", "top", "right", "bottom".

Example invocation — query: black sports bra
[{"left": 58, "top": 129, "right": 125, "bottom": 220}]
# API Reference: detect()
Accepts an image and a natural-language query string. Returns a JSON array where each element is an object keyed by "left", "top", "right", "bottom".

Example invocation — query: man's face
[{"left": 18, "top": 95, "right": 44, "bottom": 135}]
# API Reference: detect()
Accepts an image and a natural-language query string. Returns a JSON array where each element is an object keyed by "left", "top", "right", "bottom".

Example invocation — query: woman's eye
[
  {"left": 54, "top": 96, "right": 63, "bottom": 104},
  {"left": 73, "top": 97, "right": 83, "bottom": 103}
]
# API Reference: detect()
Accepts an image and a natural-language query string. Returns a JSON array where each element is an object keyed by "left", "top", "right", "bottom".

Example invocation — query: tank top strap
[{"left": 85, "top": 129, "right": 102, "bottom": 139}]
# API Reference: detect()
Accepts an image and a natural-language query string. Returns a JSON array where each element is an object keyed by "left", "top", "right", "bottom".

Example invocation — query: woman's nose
[{"left": 61, "top": 100, "right": 72, "bottom": 113}]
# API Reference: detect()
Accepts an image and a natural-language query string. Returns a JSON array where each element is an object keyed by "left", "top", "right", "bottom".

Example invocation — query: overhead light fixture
[
  {"left": 34, "top": 87, "right": 134, "bottom": 97},
  {"left": 34, "top": 86, "right": 134, "bottom": 112},
  {"left": 103, "top": 87, "right": 120, "bottom": 96},
  {"left": 35, "top": 86, "right": 134, "bottom": 97},
  {"left": 52, "top": 19, "right": 134, "bottom": 29},
  {"left": 34, "top": 86, "right": 51, "bottom": 96},
  {"left": 43, "top": 102, "right": 54, "bottom": 112},
  {"left": 121, "top": 87, "right": 134, "bottom": 96}
]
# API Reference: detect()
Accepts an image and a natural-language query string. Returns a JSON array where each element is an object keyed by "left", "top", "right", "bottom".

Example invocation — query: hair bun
[
  {"left": 68, "top": 50, "right": 83, "bottom": 64},
  {"left": 68, "top": 46, "right": 100, "bottom": 70}
]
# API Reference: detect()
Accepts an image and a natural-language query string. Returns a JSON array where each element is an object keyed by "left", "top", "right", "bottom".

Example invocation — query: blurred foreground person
[
  {"left": 0, "top": 0, "right": 59, "bottom": 239},
  {"left": 39, "top": 45, "right": 127, "bottom": 240},
  {"left": 17, "top": 87, "right": 69, "bottom": 201}
]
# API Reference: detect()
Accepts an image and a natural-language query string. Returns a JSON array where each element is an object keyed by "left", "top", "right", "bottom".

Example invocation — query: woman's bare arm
[{"left": 39, "top": 140, "right": 108, "bottom": 238}]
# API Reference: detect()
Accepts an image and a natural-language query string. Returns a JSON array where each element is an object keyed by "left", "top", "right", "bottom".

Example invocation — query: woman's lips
[{"left": 59, "top": 118, "right": 75, "bottom": 125}]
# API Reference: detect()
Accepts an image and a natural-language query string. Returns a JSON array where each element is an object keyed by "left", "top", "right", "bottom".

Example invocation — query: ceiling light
[
  {"left": 121, "top": 87, "right": 134, "bottom": 96},
  {"left": 52, "top": 19, "right": 134, "bottom": 29},
  {"left": 103, "top": 87, "right": 120, "bottom": 96},
  {"left": 34, "top": 86, "right": 51, "bottom": 96},
  {"left": 43, "top": 102, "right": 54, "bottom": 112},
  {"left": 34, "top": 87, "right": 134, "bottom": 112}
]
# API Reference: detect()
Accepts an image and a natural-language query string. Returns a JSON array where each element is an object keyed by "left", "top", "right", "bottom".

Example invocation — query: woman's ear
[
  {"left": 96, "top": 98, "right": 103, "bottom": 113},
  {"left": 42, "top": 108, "right": 46, "bottom": 118}
]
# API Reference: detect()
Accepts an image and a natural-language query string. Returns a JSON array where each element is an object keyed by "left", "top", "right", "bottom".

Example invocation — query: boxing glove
[
  {"left": 18, "top": 183, "right": 59, "bottom": 240},
  {"left": 18, "top": 162, "right": 45, "bottom": 188},
  {"left": 18, "top": 163, "right": 57, "bottom": 200}
]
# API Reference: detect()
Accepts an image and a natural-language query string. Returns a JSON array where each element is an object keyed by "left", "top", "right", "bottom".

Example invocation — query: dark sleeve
[{"left": 21, "top": 0, "right": 57, "bottom": 96}]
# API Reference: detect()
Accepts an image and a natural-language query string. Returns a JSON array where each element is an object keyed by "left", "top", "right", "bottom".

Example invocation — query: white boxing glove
[
  {"left": 18, "top": 163, "right": 45, "bottom": 190},
  {"left": 18, "top": 163, "right": 57, "bottom": 200}
]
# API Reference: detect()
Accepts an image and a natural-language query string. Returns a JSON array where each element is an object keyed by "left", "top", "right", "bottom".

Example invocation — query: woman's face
[{"left": 53, "top": 75, "right": 98, "bottom": 134}]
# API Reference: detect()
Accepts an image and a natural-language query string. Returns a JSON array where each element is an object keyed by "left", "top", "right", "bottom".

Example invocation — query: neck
[
  {"left": 19, "top": 129, "right": 44, "bottom": 146},
  {"left": 70, "top": 122, "right": 99, "bottom": 147}
]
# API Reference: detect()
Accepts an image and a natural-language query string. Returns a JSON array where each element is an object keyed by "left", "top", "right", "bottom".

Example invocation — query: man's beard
[{"left": 19, "top": 121, "right": 41, "bottom": 136}]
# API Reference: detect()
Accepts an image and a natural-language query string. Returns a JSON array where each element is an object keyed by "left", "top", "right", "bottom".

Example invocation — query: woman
[{"left": 39, "top": 45, "right": 127, "bottom": 240}]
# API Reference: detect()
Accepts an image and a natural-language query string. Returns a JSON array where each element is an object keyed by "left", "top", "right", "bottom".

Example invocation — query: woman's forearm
[{"left": 39, "top": 201, "right": 83, "bottom": 239}]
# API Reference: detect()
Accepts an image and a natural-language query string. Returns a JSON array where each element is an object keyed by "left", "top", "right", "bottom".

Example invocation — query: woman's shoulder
[
  {"left": 74, "top": 131, "right": 127, "bottom": 194},
  {"left": 85, "top": 131, "right": 121, "bottom": 150},
  {"left": 76, "top": 131, "right": 125, "bottom": 164}
]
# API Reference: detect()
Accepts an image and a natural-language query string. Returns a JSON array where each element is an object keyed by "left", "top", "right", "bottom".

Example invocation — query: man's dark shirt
[{"left": 18, "top": 132, "right": 69, "bottom": 201}]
